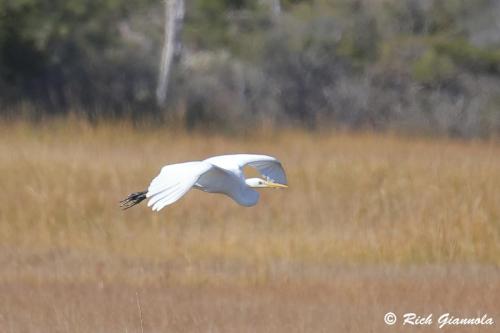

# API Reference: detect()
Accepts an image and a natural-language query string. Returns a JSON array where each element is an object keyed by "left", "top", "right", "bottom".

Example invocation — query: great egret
[{"left": 120, "top": 154, "right": 288, "bottom": 211}]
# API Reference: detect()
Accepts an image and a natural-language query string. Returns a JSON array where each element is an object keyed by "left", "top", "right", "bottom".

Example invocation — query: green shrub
[{"left": 412, "top": 49, "right": 456, "bottom": 84}]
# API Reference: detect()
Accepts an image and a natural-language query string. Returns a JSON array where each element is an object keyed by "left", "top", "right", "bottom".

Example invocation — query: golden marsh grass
[{"left": 0, "top": 121, "right": 499, "bottom": 332}]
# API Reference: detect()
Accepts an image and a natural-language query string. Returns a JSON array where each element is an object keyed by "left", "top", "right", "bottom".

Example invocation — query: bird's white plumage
[
  {"left": 205, "top": 154, "right": 287, "bottom": 185},
  {"left": 147, "top": 161, "right": 212, "bottom": 211},
  {"left": 144, "top": 154, "right": 287, "bottom": 211}
]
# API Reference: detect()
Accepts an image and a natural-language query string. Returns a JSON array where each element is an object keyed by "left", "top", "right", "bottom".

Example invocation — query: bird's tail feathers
[{"left": 120, "top": 190, "right": 147, "bottom": 210}]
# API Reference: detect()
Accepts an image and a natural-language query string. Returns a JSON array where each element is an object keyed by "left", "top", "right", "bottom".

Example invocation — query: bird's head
[{"left": 245, "top": 178, "right": 288, "bottom": 189}]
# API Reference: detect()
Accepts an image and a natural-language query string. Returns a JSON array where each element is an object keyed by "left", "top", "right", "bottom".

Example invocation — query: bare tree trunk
[
  {"left": 156, "top": 0, "right": 185, "bottom": 107},
  {"left": 258, "top": 0, "right": 281, "bottom": 17},
  {"left": 270, "top": 0, "right": 281, "bottom": 17}
]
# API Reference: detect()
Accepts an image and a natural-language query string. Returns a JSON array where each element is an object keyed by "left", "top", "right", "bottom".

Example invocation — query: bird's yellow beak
[{"left": 265, "top": 181, "right": 288, "bottom": 189}]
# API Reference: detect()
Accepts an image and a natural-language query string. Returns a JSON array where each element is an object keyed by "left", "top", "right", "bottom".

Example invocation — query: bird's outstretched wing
[
  {"left": 205, "top": 154, "right": 287, "bottom": 185},
  {"left": 146, "top": 161, "right": 212, "bottom": 211}
]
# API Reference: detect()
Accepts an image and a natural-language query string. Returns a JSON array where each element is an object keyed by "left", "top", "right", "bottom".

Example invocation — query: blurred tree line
[{"left": 1, "top": 0, "right": 500, "bottom": 137}]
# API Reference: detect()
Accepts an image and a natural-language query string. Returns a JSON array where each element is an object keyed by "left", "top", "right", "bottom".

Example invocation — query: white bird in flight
[{"left": 120, "top": 154, "right": 288, "bottom": 211}]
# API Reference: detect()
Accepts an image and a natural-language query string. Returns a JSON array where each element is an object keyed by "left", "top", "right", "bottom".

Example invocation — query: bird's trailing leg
[{"left": 120, "top": 190, "right": 147, "bottom": 210}]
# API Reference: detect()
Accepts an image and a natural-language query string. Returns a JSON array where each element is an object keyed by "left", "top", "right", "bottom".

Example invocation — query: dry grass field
[{"left": 1, "top": 120, "right": 499, "bottom": 332}]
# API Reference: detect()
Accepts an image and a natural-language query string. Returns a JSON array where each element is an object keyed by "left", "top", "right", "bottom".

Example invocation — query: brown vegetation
[{"left": 1, "top": 121, "right": 499, "bottom": 332}]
